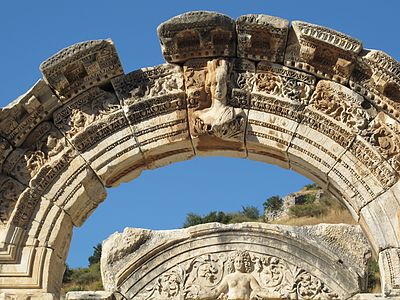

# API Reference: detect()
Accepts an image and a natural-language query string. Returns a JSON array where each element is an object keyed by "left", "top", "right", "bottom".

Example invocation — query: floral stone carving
[{"left": 101, "top": 223, "right": 370, "bottom": 300}]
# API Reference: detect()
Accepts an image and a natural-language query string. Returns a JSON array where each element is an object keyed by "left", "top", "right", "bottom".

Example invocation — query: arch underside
[{"left": 0, "top": 11, "right": 399, "bottom": 298}]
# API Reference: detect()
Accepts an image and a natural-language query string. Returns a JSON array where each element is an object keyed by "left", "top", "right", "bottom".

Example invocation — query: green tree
[
  {"left": 263, "top": 196, "right": 283, "bottom": 213},
  {"left": 241, "top": 206, "right": 260, "bottom": 220},
  {"left": 88, "top": 243, "right": 102, "bottom": 266}
]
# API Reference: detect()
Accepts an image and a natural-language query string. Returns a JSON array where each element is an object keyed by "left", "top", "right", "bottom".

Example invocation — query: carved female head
[{"left": 227, "top": 250, "right": 252, "bottom": 273}]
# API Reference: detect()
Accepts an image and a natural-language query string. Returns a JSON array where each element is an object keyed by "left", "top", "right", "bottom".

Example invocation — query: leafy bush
[
  {"left": 263, "top": 196, "right": 283, "bottom": 213},
  {"left": 303, "top": 183, "right": 320, "bottom": 190},
  {"left": 289, "top": 203, "right": 327, "bottom": 218},
  {"left": 183, "top": 206, "right": 261, "bottom": 228},
  {"left": 295, "top": 193, "right": 316, "bottom": 205},
  {"left": 367, "top": 259, "right": 380, "bottom": 292}
]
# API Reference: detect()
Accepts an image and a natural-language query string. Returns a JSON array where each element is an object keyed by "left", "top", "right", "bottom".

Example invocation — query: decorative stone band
[
  {"left": 0, "top": 10, "right": 399, "bottom": 299},
  {"left": 101, "top": 223, "right": 370, "bottom": 300}
]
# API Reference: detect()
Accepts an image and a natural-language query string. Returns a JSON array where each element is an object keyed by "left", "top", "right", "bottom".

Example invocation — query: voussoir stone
[
  {"left": 236, "top": 14, "right": 289, "bottom": 63},
  {"left": 157, "top": 11, "right": 236, "bottom": 63},
  {"left": 40, "top": 40, "right": 123, "bottom": 101}
]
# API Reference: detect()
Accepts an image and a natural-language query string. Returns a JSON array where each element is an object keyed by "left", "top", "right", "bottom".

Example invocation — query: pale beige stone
[
  {"left": 285, "top": 21, "right": 362, "bottom": 84},
  {"left": 66, "top": 291, "right": 114, "bottom": 300},
  {"left": 102, "top": 223, "right": 370, "bottom": 299},
  {"left": 40, "top": 40, "right": 123, "bottom": 101},
  {"left": 53, "top": 87, "right": 144, "bottom": 187},
  {"left": 360, "top": 181, "right": 400, "bottom": 253},
  {"left": 379, "top": 248, "right": 400, "bottom": 297},
  {"left": 157, "top": 11, "right": 236, "bottom": 63},
  {"left": 350, "top": 50, "right": 400, "bottom": 120},
  {"left": 0, "top": 80, "right": 61, "bottom": 147},
  {"left": 112, "top": 64, "right": 194, "bottom": 169}
]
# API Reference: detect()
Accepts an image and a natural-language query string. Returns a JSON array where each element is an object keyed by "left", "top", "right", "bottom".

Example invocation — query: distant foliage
[
  {"left": 303, "top": 183, "right": 320, "bottom": 190},
  {"left": 263, "top": 195, "right": 283, "bottom": 213},
  {"left": 295, "top": 193, "right": 316, "bottom": 205},
  {"left": 183, "top": 206, "right": 261, "bottom": 228},
  {"left": 88, "top": 243, "right": 102, "bottom": 266}
]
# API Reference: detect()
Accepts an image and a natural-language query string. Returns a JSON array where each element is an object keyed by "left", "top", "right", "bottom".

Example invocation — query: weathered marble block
[
  {"left": 53, "top": 87, "right": 143, "bottom": 187},
  {"left": 236, "top": 14, "right": 289, "bottom": 62},
  {"left": 379, "top": 248, "right": 400, "bottom": 297},
  {"left": 285, "top": 21, "right": 362, "bottom": 84},
  {"left": 350, "top": 50, "right": 400, "bottom": 119},
  {"left": 40, "top": 40, "right": 123, "bottom": 101},
  {"left": 101, "top": 223, "right": 370, "bottom": 300},
  {"left": 158, "top": 11, "right": 236, "bottom": 63},
  {"left": 360, "top": 181, "right": 400, "bottom": 253},
  {"left": 0, "top": 80, "right": 61, "bottom": 147},
  {"left": 112, "top": 64, "right": 194, "bottom": 169},
  {"left": 247, "top": 62, "right": 315, "bottom": 168},
  {"left": 0, "top": 137, "right": 12, "bottom": 172}
]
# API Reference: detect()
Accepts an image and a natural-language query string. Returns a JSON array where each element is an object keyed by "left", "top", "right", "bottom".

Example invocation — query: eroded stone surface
[
  {"left": 0, "top": 80, "right": 61, "bottom": 147},
  {"left": 285, "top": 21, "right": 362, "bottom": 84},
  {"left": 158, "top": 11, "right": 236, "bottom": 63},
  {"left": 350, "top": 50, "right": 400, "bottom": 119},
  {"left": 236, "top": 14, "right": 289, "bottom": 62},
  {"left": 40, "top": 40, "right": 123, "bottom": 101},
  {"left": 66, "top": 291, "right": 114, "bottom": 300},
  {"left": 379, "top": 248, "right": 400, "bottom": 297},
  {"left": 101, "top": 223, "right": 370, "bottom": 299}
]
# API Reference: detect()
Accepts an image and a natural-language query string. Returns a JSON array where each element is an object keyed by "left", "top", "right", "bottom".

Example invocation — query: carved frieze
[
  {"left": 112, "top": 64, "right": 193, "bottom": 169},
  {"left": 236, "top": 14, "right": 289, "bottom": 62},
  {"left": 350, "top": 50, "right": 400, "bottom": 119},
  {"left": 362, "top": 112, "right": 400, "bottom": 175},
  {"left": 255, "top": 62, "right": 316, "bottom": 105},
  {"left": 40, "top": 40, "right": 123, "bottom": 100},
  {"left": 2, "top": 122, "right": 73, "bottom": 186},
  {"left": 157, "top": 11, "right": 236, "bottom": 63},
  {"left": 285, "top": 21, "right": 362, "bottom": 84},
  {"left": 0, "top": 80, "right": 61, "bottom": 147},
  {"left": 102, "top": 223, "right": 369, "bottom": 299},
  {"left": 136, "top": 250, "right": 339, "bottom": 300},
  {"left": 0, "top": 175, "right": 25, "bottom": 225},
  {"left": 309, "top": 80, "right": 376, "bottom": 132},
  {"left": 227, "top": 58, "right": 255, "bottom": 110}
]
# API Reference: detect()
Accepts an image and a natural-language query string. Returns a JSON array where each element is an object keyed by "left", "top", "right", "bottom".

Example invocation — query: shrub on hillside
[
  {"left": 289, "top": 203, "right": 327, "bottom": 218},
  {"left": 263, "top": 196, "right": 283, "bottom": 213}
]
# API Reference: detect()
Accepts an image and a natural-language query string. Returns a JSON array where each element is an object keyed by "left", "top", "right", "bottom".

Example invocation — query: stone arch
[{"left": 0, "top": 11, "right": 399, "bottom": 299}]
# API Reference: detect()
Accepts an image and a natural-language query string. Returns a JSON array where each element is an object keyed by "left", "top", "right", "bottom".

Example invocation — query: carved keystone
[
  {"left": 236, "top": 14, "right": 289, "bottom": 63},
  {"left": 158, "top": 11, "right": 236, "bottom": 63},
  {"left": 40, "top": 40, "right": 123, "bottom": 101},
  {"left": 350, "top": 50, "right": 400, "bottom": 119},
  {"left": 0, "top": 80, "right": 61, "bottom": 147},
  {"left": 285, "top": 21, "right": 362, "bottom": 84},
  {"left": 184, "top": 58, "right": 246, "bottom": 157}
]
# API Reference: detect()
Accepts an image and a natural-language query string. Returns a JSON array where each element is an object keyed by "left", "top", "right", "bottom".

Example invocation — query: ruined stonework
[
  {"left": 101, "top": 223, "right": 370, "bottom": 300},
  {"left": 0, "top": 10, "right": 399, "bottom": 299}
]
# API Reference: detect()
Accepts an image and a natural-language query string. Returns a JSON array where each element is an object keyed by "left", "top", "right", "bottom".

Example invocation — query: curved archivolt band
[
  {"left": 100, "top": 223, "right": 370, "bottom": 299},
  {"left": 0, "top": 11, "right": 399, "bottom": 299}
]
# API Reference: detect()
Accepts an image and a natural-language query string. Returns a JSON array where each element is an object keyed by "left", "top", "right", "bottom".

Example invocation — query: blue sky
[{"left": 0, "top": 1, "right": 399, "bottom": 268}]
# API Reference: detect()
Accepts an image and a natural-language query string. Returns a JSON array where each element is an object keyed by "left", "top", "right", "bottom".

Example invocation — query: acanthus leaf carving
[{"left": 134, "top": 250, "right": 339, "bottom": 300}]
